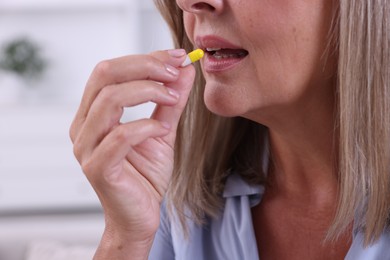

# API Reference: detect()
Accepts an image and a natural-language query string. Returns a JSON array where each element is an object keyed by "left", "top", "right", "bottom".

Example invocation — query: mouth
[
  {"left": 205, "top": 48, "right": 249, "bottom": 59},
  {"left": 196, "top": 35, "right": 249, "bottom": 72}
]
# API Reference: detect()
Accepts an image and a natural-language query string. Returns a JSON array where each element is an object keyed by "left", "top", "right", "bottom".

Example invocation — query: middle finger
[{"left": 74, "top": 80, "right": 180, "bottom": 160}]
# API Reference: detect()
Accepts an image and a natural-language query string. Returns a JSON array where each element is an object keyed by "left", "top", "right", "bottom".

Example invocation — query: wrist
[{"left": 94, "top": 228, "right": 155, "bottom": 260}]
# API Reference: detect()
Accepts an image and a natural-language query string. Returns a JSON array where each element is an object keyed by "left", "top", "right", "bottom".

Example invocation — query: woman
[{"left": 70, "top": 0, "right": 390, "bottom": 259}]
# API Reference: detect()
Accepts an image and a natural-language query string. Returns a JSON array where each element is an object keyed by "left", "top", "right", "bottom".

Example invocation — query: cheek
[
  {"left": 183, "top": 13, "right": 195, "bottom": 44},
  {"left": 236, "top": 1, "right": 334, "bottom": 98}
]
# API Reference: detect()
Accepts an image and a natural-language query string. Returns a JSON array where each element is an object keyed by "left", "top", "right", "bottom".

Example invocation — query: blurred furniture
[{"left": 0, "top": 211, "right": 104, "bottom": 260}]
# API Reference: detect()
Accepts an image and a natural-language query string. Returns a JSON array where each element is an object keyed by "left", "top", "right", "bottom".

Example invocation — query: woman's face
[{"left": 176, "top": 0, "right": 336, "bottom": 123}]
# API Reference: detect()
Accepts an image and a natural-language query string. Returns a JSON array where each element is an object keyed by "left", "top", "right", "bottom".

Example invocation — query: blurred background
[{"left": 0, "top": 0, "right": 172, "bottom": 259}]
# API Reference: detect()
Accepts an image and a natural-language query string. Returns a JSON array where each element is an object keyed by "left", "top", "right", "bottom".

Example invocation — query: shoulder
[
  {"left": 346, "top": 229, "right": 390, "bottom": 260},
  {"left": 151, "top": 174, "right": 264, "bottom": 260}
]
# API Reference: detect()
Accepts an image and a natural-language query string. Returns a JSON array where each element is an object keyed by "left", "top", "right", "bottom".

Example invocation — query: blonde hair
[
  {"left": 154, "top": 0, "right": 390, "bottom": 244},
  {"left": 330, "top": 0, "right": 390, "bottom": 245}
]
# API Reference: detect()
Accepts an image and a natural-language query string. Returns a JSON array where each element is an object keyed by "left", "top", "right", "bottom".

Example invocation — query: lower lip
[{"left": 203, "top": 53, "right": 247, "bottom": 73}]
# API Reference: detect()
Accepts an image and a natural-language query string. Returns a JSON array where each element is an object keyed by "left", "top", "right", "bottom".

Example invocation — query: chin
[
  {"left": 204, "top": 93, "right": 246, "bottom": 118},
  {"left": 203, "top": 76, "right": 256, "bottom": 117}
]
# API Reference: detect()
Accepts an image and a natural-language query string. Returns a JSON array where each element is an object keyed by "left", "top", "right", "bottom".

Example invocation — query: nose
[{"left": 176, "top": 0, "right": 224, "bottom": 15}]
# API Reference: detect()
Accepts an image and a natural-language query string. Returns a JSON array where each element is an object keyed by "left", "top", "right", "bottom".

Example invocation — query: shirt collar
[
  {"left": 222, "top": 173, "right": 265, "bottom": 198},
  {"left": 223, "top": 131, "right": 269, "bottom": 198}
]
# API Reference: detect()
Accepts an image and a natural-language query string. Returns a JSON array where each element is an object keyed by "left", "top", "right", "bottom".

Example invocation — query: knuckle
[
  {"left": 69, "top": 117, "right": 82, "bottom": 143},
  {"left": 113, "top": 125, "right": 131, "bottom": 144},
  {"left": 148, "top": 82, "right": 171, "bottom": 103},
  {"left": 142, "top": 119, "right": 163, "bottom": 134},
  {"left": 143, "top": 83, "right": 159, "bottom": 101},
  {"left": 143, "top": 55, "right": 157, "bottom": 68},
  {"left": 69, "top": 121, "right": 77, "bottom": 143},
  {"left": 93, "top": 60, "right": 112, "bottom": 79},
  {"left": 81, "top": 158, "right": 96, "bottom": 178},
  {"left": 143, "top": 56, "right": 162, "bottom": 77},
  {"left": 111, "top": 120, "right": 160, "bottom": 146},
  {"left": 98, "top": 85, "right": 116, "bottom": 103},
  {"left": 79, "top": 154, "right": 104, "bottom": 186},
  {"left": 150, "top": 119, "right": 163, "bottom": 130},
  {"left": 72, "top": 140, "right": 84, "bottom": 162}
]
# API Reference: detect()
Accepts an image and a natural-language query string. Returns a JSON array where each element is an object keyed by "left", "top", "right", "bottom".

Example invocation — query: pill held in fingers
[{"left": 181, "top": 49, "right": 205, "bottom": 67}]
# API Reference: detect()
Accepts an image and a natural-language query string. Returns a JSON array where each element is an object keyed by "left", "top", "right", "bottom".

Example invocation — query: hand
[{"left": 69, "top": 49, "right": 195, "bottom": 258}]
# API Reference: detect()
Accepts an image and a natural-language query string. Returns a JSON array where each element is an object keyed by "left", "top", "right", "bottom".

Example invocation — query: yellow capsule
[
  {"left": 188, "top": 49, "right": 204, "bottom": 63},
  {"left": 181, "top": 49, "right": 204, "bottom": 67}
]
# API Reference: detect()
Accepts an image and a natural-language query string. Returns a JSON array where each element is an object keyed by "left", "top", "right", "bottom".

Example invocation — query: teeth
[
  {"left": 206, "top": 47, "right": 222, "bottom": 52},
  {"left": 205, "top": 47, "right": 249, "bottom": 59},
  {"left": 213, "top": 51, "right": 247, "bottom": 59}
]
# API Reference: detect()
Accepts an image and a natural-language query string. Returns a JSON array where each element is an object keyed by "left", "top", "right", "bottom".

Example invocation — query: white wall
[
  {"left": 0, "top": 1, "right": 174, "bottom": 259},
  {"left": 0, "top": 0, "right": 173, "bottom": 213}
]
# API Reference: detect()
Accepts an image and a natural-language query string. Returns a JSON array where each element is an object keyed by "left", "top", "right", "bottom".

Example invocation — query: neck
[
  {"left": 253, "top": 86, "right": 338, "bottom": 205},
  {"left": 268, "top": 121, "right": 337, "bottom": 205}
]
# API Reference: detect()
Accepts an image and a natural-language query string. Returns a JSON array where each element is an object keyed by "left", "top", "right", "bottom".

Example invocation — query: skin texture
[
  {"left": 71, "top": 0, "right": 350, "bottom": 259},
  {"left": 70, "top": 50, "right": 195, "bottom": 259},
  {"left": 178, "top": 0, "right": 351, "bottom": 258},
  {"left": 180, "top": 0, "right": 335, "bottom": 119}
]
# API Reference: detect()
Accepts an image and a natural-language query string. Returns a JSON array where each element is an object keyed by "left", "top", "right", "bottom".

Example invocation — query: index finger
[{"left": 70, "top": 49, "right": 187, "bottom": 142}]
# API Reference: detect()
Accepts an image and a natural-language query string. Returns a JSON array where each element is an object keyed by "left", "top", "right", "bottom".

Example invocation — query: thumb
[{"left": 151, "top": 65, "right": 196, "bottom": 146}]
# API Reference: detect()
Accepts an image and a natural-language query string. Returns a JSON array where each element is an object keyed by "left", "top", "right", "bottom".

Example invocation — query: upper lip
[{"left": 195, "top": 35, "right": 245, "bottom": 51}]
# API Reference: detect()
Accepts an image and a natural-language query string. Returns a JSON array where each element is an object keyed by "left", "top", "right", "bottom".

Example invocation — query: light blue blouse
[{"left": 149, "top": 174, "right": 390, "bottom": 260}]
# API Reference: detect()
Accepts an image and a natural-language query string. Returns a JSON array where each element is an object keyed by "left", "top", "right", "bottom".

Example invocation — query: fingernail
[
  {"left": 168, "top": 49, "right": 186, "bottom": 58},
  {"left": 167, "top": 87, "right": 180, "bottom": 99},
  {"left": 165, "top": 64, "right": 179, "bottom": 76}
]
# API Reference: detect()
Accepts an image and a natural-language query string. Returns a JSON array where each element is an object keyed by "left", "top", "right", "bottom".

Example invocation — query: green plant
[{"left": 0, "top": 37, "right": 47, "bottom": 80}]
